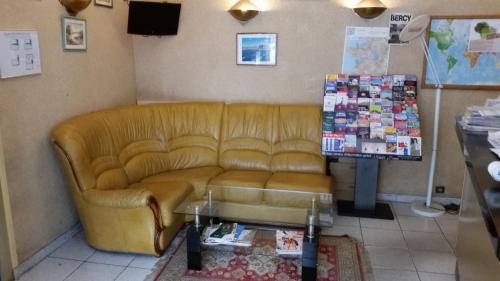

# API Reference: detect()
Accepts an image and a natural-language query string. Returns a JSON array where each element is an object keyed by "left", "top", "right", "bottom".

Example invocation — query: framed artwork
[
  {"left": 95, "top": 0, "right": 112, "bottom": 8},
  {"left": 422, "top": 15, "right": 500, "bottom": 90},
  {"left": 61, "top": 17, "right": 87, "bottom": 51},
  {"left": 236, "top": 33, "right": 277, "bottom": 66},
  {"left": 0, "top": 30, "right": 42, "bottom": 79}
]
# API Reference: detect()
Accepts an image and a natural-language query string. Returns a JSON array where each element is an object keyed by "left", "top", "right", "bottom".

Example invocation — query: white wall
[{"left": 0, "top": 0, "right": 136, "bottom": 262}]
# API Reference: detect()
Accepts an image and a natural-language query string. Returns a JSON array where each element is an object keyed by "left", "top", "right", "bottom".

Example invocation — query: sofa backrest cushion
[
  {"left": 52, "top": 102, "right": 324, "bottom": 192},
  {"left": 271, "top": 105, "right": 325, "bottom": 174},
  {"left": 52, "top": 109, "right": 135, "bottom": 191},
  {"left": 219, "top": 104, "right": 276, "bottom": 171},
  {"left": 102, "top": 105, "right": 169, "bottom": 184},
  {"left": 153, "top": 102, "right": 224, "bottom": 171},
  {"left": 52, "top": 102, "right": 224, "bottom": 191}
]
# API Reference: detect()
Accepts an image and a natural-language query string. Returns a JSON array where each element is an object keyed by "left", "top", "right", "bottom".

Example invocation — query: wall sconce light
[
  {"left": 229, "top": 0, "right": 260, "bottom": 22},
  {"left": 353, "top": 0, "right": 387, "bottom": 19},
  {"left": 59, "top": 0, "right": 91, "bottom": 16}
]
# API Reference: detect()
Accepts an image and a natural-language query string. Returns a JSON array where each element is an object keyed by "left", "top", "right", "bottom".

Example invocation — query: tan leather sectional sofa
[{"left": 51, "top": 102, "right": 332, "bottom": 255}]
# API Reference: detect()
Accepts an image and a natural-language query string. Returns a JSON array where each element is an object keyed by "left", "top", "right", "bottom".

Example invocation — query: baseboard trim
[
  {"left": 377, "top": 193, "right": 461, "bottom": 205},
  {"left": 13, "top": 223, "right": 82, "bottom": 279}
]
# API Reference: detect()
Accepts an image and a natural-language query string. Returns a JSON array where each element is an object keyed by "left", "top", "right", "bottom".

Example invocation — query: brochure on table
[{"left": 322, "top": 74, "right": 422, "bottom": 161}]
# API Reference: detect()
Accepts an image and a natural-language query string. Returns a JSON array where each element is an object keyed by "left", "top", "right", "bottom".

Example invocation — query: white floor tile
[
  {"left": 362, "top": 228, "right": 406, "bottom": 248},
  {"left": 322, "top": 225, "right": 362, "bottom": 241},
  {"left": 50, "top": 232, "right": 95, "bottom": 261},
  {"left": 391, "top": 202, "right": 418, "bottom": 217},
  {"left": 115, "top": 267, "right": 152, "bottom": 281},
  {"left": 366, "top": 246, "right": 415, "bottom": 271},
  {"left": 373, "top": 268, "right": 420, "bottom": 281},
  {"left": 17, "top": 257, "right": 81, "bottom": 281},
  {"left": 418, "top": 272, "right": 456, "bottom": 281},
  {"left": 443, "top": 231, "right": 457, "bottom": 250},
  {"left": 128, "top": 255, "right": 161, "bottom": 269},
  {"left": 403, "top": 231, "right": 453, "bottom": 252},
  {"left": 65, "top": 262, "right": 125, "bottom": 281},
  {"left": 436, "top": 217, "right": 458, "bottom": 235},
  {"left": 360, "top": 218, "right": 400, "bottom": 230},
  {"left": 87, "top": 250, "right": 136, "bottom": 266},
  {"left": 411, "top": 250, "right": 456, "bottom": 274},
  {"left": 398, "top": 216, "right": 441, "bottom": 233},
  {"left": 332, "top": 213, "right": 360, "bottom": 227}
]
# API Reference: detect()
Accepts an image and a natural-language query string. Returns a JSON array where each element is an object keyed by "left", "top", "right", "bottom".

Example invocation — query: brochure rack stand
[{"left": 322, "top": 74, "right": 423, "bottom": 220}]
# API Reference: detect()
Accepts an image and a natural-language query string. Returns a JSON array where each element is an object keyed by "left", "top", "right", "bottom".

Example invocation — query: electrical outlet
[{"left": 435, "top": 185, "right": 445, "bottom": 194}]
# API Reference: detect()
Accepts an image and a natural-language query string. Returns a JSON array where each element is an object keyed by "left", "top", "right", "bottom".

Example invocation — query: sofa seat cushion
[
  {"left": 141, "top": 166, "right": 223, "bottom": 199},
  {"left": 129, "top": 182, "right": 193, "bottom": 226},
  {"left": 207, "top": 170, "right": 272, "bottom": 203},
  {"left": 264, "top": 172, "right": 331, "bottom": 208},
  {"left": 265, "top": 172, "right": 331, "bottom": 193}
]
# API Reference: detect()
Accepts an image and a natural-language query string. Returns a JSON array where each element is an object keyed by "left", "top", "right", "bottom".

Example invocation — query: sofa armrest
[{"left": 82, "top": 188, "right": 154, "bottom": 208}]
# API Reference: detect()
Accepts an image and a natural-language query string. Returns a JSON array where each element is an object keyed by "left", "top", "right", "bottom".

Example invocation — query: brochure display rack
[{"left": 322, "top": 74, "right": 423, "bottom": 220}]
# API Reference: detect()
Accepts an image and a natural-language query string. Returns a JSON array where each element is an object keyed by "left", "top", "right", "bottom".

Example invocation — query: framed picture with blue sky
[{"left": 236, "top": 33, "right": 277, "bottom": 66}]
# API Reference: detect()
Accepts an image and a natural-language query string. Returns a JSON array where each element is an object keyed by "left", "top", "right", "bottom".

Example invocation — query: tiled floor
[
  {"left": 16, "top": 202, "right": 458, "bottom": 281},
  {"left": 324, "top": 202, "right": 458, "bottom": 281},
  {"left": 17, "top": 231, "right": 159, "bottom": 281}
]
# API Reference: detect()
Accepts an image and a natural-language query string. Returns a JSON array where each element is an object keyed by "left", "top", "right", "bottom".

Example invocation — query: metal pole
[
  {"left": 419, "top": 36, "right": 442, "bottom": 208},
  {"left": 426, "top": 87, "right": 441, "bottom": 207}
]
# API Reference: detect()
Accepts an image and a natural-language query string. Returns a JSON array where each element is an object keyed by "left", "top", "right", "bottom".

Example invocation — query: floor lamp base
[{"left": 411, "top": 200, "right": 445, "bottom": 217}]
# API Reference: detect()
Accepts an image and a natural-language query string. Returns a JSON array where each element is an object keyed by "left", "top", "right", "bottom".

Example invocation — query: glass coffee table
[{"left": 174, "top": 185, "right": 333, "bottom": 281}]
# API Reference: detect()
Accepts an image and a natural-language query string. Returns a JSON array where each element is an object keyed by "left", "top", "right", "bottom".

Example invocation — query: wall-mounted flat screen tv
[{"left": 127, "top": 1, "right": 181, "bottom": 36}]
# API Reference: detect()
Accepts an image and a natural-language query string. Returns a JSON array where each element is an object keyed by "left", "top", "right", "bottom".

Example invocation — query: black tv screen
[{"left": 127, "top": 1, "right": 181, "bottom": 36}]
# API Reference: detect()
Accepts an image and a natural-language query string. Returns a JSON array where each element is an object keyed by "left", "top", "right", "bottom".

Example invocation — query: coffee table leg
[
  {"left": 187, "top": 225, "right": 202, "bottom": 270},
  {"left": 302, "top": 227, "right": 320, "bottom": 281}
]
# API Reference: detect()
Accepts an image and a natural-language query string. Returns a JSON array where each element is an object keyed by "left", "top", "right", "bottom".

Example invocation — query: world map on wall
[{"left": 426, "top": 19, "right": 500, "bottom": 86}]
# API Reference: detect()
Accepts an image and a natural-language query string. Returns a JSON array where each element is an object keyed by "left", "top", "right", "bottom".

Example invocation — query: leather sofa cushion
[
  {"left": 141, "top": 166, "right": 223, "bottom": 199},
  {"left": 129, "top": 182, "right": 193, "bottom": 226},
  {"left": 264, "top": 172, "right": 331, "bottom": 208},
  {"left": 98, "top": 106, "right": 168, "bottom": 184},
  {"left": 209, "top": 170, "right": 272, "bottom": 188},
  {"left": 271, "top": 105, "right": 325, "bottom": 174},
  {"left": 219, "top": 104, "right": 275, "bottom": 171},
  {"left": 153, "top": 103, "right": 224, "bottom": 171},
  {"left": 207, "top": 170, "right": 272, "bottom": 203},
  {"left": 265, "top": 172, "right": 331, "bottom": 193},
  {"left": 51, "top": 102, "right": 225, "bottom": 191}
]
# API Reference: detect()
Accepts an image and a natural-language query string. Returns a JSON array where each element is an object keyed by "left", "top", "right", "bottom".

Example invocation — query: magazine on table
[
  {"left": 276, "top": 230, "right": 304, "bottom": 255},
  {"left": 201, "top": 223, "right": 256, "bottom": 247}
]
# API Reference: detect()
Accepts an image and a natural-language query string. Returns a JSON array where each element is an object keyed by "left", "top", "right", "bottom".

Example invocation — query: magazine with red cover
[{"left": 276, "top": 230, "right": 304, "bottom": 255}]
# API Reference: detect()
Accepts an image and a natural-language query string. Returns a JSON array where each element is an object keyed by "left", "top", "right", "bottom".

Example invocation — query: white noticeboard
[{"left": 0, "top": 30, "right": 42, "bottom": 79}]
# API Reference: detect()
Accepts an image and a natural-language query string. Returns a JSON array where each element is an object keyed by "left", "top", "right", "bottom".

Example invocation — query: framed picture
[
  {"left": 236, "top": 33, "right": 277, "bottom": 66},
  {"left": 95, "top": 0, "right": 113, "bottom": 8},
  {"left": 422, "top": 15, "right": 500, "bottom": 90},
  {"left": 61, "top": 17, "right": 87, "bottom": 51}
]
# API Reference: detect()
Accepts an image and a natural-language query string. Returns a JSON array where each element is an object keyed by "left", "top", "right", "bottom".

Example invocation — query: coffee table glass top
[{"left": 174, "top": 185, "right": 333, "bottom": 227}]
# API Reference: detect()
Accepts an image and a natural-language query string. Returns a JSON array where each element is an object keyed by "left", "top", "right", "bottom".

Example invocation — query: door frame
[{"left": 0, "top": 131, "right": 17, "bottom": 281}]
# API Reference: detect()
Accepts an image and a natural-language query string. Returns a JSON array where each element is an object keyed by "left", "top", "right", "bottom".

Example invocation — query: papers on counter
[
  {"left": 490, "top": 148, "right": 500, "bottom": 159},
  {"left": 462, "top": 95, "right": 500, "bottom": 133}
]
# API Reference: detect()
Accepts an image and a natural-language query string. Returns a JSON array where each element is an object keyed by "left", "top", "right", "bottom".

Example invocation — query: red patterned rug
[{"left": 148, "top": 228, "right": 373, "bottom": 281}]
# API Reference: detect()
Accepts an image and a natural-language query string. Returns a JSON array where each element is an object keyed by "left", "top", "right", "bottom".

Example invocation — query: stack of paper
[
  {"left": 462, "top": 96, "right": 500, "bottom": 133},
  {"left": 488, "top": 131, "right": 500, "bottom": 158}
]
